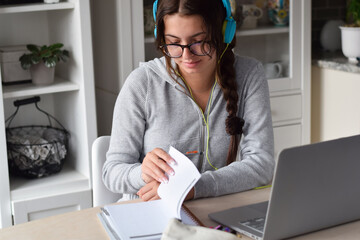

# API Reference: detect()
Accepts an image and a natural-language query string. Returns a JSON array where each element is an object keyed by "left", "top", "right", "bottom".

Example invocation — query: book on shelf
[{"left": 97, "top": 146, "right": 202, "bottom": 240}]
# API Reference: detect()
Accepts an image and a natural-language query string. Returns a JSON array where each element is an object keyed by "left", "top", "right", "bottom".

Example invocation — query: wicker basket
[{"left": 5, "top": 96, "right": 69, "bottom": 179}]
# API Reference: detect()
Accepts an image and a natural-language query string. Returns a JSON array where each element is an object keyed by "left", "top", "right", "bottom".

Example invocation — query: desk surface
[{"left": 1, "top": 188, "right": 360, "bottom": 240}]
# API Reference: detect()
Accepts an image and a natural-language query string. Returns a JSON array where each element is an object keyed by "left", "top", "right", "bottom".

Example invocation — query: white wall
[{"left": 90, "top": 0, "right": 144, "bottom": 135}]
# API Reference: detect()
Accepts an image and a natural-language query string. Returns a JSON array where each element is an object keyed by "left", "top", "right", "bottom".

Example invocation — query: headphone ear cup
[{"left": 223, "top": 18, "right": 236, "bottom": 44}]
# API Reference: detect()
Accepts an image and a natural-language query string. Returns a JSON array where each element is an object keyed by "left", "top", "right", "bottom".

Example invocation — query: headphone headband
[
  {"left": 221, "top": 0, "right": 236, "bottom": 44},
  {"left": 222, "top": 0, "right": 232, "bottom": 18},
  {"left": 153, "top": 0, "right": 158, "bottom": 22},
  {"left": 152, "top": 0, "right": 236, "bottom": 43}
]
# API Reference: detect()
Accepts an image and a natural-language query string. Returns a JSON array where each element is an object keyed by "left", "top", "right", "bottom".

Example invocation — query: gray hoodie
[{"left": 103, "top": 55, "right": 275, "bottom": 200}]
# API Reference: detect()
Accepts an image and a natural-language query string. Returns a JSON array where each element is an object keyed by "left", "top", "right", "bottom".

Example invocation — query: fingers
[
  {"left": 141, "top": 173, "right": 153, "bottom": 183},
  {"left": 140, "top": 190, "right": 160, "bottom": 201},
  {"left": 142, "top": 159, "right": 168, "bottom": 183},
  {"left": 137, "top": 181, "right": 160, "bottom": 201},
  {"left": 137, "top": 180, "right": 156, "bottom": 196},
  {"left": 149, "top": 195, "right": 160, "bottom": 201},
  {"left": 152, "top": 148, "right": 176, "bottom": 166},
  {"left": 142, "top": 148, "right": 176, "bottom": 183}
]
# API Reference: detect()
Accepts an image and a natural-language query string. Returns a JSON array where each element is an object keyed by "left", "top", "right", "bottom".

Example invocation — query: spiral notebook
[{"left": 97, "top": 146, "right": 202, "bottom": 240}]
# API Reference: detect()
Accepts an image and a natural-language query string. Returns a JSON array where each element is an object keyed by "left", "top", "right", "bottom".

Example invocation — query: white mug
[{"left": 264, "top": 62, "right": 282, "bottom": 79}]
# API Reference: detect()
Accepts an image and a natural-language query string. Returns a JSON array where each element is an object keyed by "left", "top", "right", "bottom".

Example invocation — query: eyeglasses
[{"left": 160, "top": 41, "right": 211, "bottom": 58}]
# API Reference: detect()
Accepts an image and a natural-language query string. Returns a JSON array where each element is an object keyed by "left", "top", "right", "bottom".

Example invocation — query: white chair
[{"left": 91, "top": 136, "right": 122, "bottom": 207}]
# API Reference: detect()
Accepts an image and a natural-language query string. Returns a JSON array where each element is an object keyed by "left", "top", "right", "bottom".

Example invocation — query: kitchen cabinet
[
  {"left": 311, "top": 65, "right": 360, "bottom": 143},
  {"left": 0, "top": 0, "right": 97, "bottom": 228}
]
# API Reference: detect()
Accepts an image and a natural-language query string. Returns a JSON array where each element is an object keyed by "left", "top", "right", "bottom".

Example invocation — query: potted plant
[
  {"left": 19, "top": 43, "right": 69, "bottom": 85},
  {"left": 339, "top": 0, "right": 360, "bottom": 63}
]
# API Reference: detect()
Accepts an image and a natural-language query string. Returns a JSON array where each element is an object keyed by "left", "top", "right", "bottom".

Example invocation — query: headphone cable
[{"left": 176, "top": 71, "right": 218, "bottom": 170}]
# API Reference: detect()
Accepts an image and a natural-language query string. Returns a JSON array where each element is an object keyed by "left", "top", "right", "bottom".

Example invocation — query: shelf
[
  {"left": 269, "top": 87, "right": 302, "bottom": 97},
  {"left": 0, "top": 2, "right": 74, "bottom": 14},
  {"left": 2, "top": 77, "right": 79, "bottom": 99},
  {"left": 272, "top": 118, "right": 302, "bottom": 128},
  {"left": 236, "top": 26, "right": 289, "bottom": 37},
  {"left": 10, "top": 165, "right": 89, "bottom": 201}
]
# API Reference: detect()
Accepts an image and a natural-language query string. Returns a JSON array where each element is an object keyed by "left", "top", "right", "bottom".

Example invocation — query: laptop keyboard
[{"left": 239, "top": 217, "right": 266, "bottom": 233}]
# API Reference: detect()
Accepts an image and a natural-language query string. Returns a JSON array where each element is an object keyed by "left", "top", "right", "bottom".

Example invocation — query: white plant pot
[
  {"left": 30, "top": 62, "right": 55, "bottom": 85},
  {"left": 339, "top": 26, "right": 360, "bottom": 63}
]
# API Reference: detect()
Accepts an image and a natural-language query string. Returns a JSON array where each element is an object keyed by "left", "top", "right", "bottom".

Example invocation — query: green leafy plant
[
  {"left": 347, "top": 0, "right": 360, "bottom": 27},
  {"left": 19, "top": 43, "right": 69, "bottom": 70}
]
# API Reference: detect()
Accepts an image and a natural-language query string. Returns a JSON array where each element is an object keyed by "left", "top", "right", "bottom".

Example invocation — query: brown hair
[{"left": 155, "top": 0, "right": 244, "bottom": 165}]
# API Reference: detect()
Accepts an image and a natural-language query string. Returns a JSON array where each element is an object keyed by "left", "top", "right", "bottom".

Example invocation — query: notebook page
[
  {"left": 157, "top": 146, "right": 201, "bottom": 219},
  {"left": 103, "top": 200, "right": 170, "bottom": 240}
]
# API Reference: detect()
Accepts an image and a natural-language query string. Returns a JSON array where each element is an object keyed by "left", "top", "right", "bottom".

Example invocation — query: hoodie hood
[{"left": 139, "top": 56, "right": 181, "bottom": 87}]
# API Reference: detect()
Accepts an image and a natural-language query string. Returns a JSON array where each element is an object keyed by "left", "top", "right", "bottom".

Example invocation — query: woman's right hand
[{"left": 141, "top": 148, "right": 176, "bottom": 184}]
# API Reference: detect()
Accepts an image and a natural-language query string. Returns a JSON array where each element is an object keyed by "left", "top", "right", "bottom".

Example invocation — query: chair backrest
[{"left": 91, "top": 136, "right": 121, "bottom": 207}]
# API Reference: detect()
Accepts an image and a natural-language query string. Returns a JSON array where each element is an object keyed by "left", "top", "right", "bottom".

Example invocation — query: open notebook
[{"left": 98, "top": 146, "right": 202, "bottom": 240}]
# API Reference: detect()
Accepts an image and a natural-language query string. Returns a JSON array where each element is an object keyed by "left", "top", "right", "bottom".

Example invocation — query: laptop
[{"left": 209, "top": 135, "right": 360, "bottom": 240}]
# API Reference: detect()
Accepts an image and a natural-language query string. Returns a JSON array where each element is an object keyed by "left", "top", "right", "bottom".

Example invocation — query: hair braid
[{"left": 217, "top": 44, "right": 245, "bottom": 165}]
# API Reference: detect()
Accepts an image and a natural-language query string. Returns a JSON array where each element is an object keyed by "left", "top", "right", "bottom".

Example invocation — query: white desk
[{"left": 1, "top": 188, "right": 360, "bottom": 239}]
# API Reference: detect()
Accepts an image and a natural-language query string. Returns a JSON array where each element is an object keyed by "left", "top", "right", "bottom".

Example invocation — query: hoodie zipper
[
  {"left": 173, "top": 84, "right": 208, "bottom": 171},
  {"left": 199, "top": 116, "right": 206, "bottom": 172}
]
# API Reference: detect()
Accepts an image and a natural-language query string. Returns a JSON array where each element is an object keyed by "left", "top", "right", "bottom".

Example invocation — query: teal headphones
[{"left": 152, "top": 0, "right": 236, "bottom": 44}]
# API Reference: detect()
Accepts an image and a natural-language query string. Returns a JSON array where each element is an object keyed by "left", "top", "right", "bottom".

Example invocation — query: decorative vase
[
  {"left": 339, "top": 26, "right": 360, "bottom": 63},
  {"left": 30, "top": 62, "right": 55, "bottom": 85},
  {"left": 267, "top": 0, "right": 289, "bottom": 27},
  {"left": 320, "top": 20, "right": 344, "bottom": 52}
]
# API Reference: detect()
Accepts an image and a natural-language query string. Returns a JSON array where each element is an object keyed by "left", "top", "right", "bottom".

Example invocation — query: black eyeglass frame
[{"left": 160, "top": 41, "right": 212, "bottom": 58}]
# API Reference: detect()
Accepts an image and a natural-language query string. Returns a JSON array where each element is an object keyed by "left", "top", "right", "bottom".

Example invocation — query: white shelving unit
[
  {"left": 234, "top": 1, "right": 310, "bottom": 160},
  {"left": 0, "top": 0, "right": 97, "bottom": 228}
]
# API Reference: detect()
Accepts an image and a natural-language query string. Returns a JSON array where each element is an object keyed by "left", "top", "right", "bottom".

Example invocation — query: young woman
[{"left": 103, "top": 0, "right": 274, "bottom": 202}]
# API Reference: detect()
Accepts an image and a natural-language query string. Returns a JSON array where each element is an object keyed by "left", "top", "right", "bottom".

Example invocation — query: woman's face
[{"left": 163, "top": 13, "right": 217, "bottom": 77}]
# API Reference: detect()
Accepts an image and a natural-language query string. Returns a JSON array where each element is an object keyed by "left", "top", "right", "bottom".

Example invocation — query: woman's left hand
[{"left": 137, "top": 180, "right": 161, "bottom": 201}]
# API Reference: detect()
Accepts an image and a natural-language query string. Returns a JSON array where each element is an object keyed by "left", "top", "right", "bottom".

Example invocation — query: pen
[
  {"left": 212, "top": 225, "right": 222, "bottom": 230},
  {"left": 253, "top": 184, "right": 272, "bottom": 190}
]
